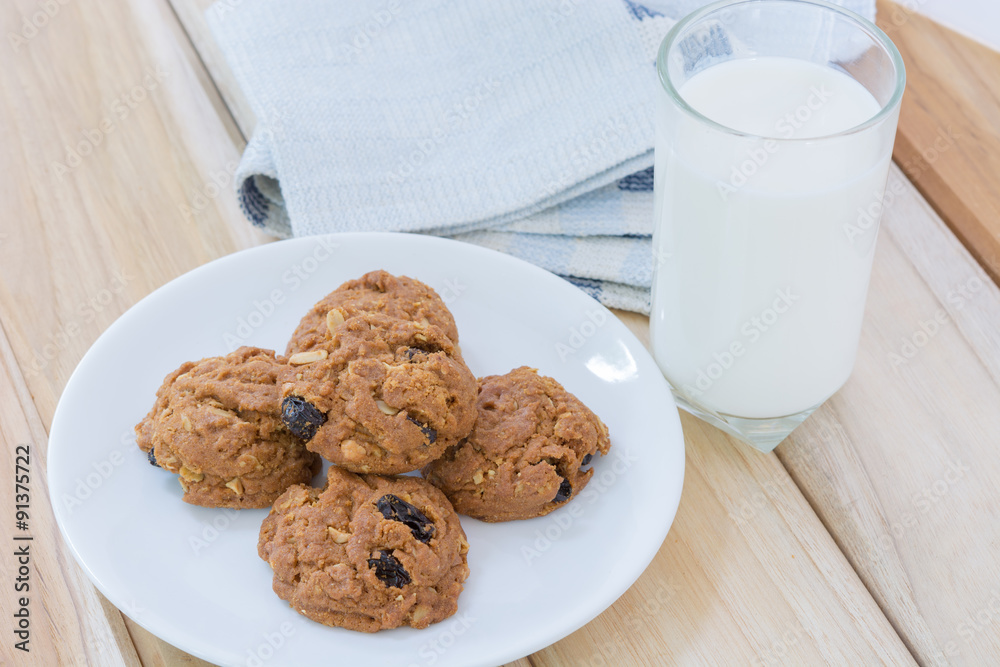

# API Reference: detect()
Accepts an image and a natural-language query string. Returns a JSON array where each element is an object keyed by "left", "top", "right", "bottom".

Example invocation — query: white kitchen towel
[{"left": 207, "top": 0, "right": 875, "bottom": 314}]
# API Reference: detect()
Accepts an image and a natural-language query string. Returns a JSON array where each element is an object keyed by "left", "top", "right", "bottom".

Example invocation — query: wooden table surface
[{"left": 1, "top": 1, "right": 998, "bottom": 665}]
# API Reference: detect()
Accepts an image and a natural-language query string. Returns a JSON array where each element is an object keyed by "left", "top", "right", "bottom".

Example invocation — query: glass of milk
[{"left": 651, "top": 0, "right": 905, "bottom": 452}]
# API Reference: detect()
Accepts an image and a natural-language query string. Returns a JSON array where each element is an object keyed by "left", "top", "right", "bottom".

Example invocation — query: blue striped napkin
[{"left": 208, "top": 0, "right": 875, "bottom": 313}]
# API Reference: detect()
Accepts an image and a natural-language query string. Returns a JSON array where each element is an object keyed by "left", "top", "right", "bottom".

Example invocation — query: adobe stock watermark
[
  {"left": 189, "top": 508, "right": 241, "bottom": 556},
  {"left": 24, "top": 268, "right": 133, "bottom": 378},
  {"left": 520, "top": 449, "right": 638, "bottom": 565},
  {"left": 51, "top": 66, "right": 168, "bottom": 179},
  {"left": 437, "top": 278, "right": 467, "bottom": 306},
  {"left": 887, "top": 274, "right": 984, "bottom": 368},
  {"left": 547, "top": 0, "right": 584, "bottom": 25},
  {"left": 682, "top": 288, "right": 799, "bottom": 399},
  {"left": 956, "top": 588, "right": 1000, "bottom": 646},
  {"left": 179, "top": 109, "right": 282, "bottom": 220},
  {"left": 340, "top": 0, "right": 402, "bottom": 59},
  {"left": 844, "top": 174, "right": 908, "bottom": 245},
  {"left": 405, "top": 612, "right": 475, "bottom": 667},
  {"left": 386, "top": 76, "right": 503, "bottom": 184},
  {"left": 753, "top": 622, "right": 808, "bottom": 667},
  {"left": 243, "top": 621, "right": 298, "bottom": 667},
  {"left": 882, "top": 0, "right": 931, "bottom": 33},
  {"left": 729, "top": 474, "right": 797, "bottom": 527},
  {"left": 576, "top": 578, "right": 680, "bottom": 667},
  {"left": 179, "top": 159, "right": 239, "bottom": 221},
  {"left": 732, "top": 417, "right": 849, "bottom": 525},
  {"left": 926, "top": 641, "right": 962, "bottom": 667},
  {"left": 555, "top": 308, "right": 608, "bottom": 361},
  {"left": 224, "top": 237, "right": 339, "bottom": 349},
  {"left": 861, "top": 459, "right": 969, "bottom": 568},
  {"left": 540, "top": 115, "right": 630, "bottom": 199},
  {"left": 717, "top": 84, "right": 835, "bottom": 201},
  {"left": 653, "top": 245, "right": 674, "bottom": 269},
  {"left": 7, "top": 0, "right": 73, "bottom": 53},
  {"left": 60, "top": 430, "right": 138, "bottom": 514},
  {"left": 212, "top": 0, "right": 246, "bottom": 20},
  {"left": 618, "top": 577, "right": 680, "bottom": 635},
  {"left": 899, "top": 123, "right": 962, "bottom": 182},
  {"left": 121, "top": 598, "right": 146, "bottom": 621}
]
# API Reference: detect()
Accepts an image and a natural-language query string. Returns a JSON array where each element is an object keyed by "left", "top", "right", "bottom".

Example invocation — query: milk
[{"left": 651, "top": 57, "right": 894, "bottom": 419}]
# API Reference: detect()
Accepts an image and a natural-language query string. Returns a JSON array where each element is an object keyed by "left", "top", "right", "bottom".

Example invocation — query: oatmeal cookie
[
  {"left": 279, "top": 313, "right": 477, "bottom": 474},
  {"left": 258, "top": 466, "right": 470, "bottom": 632},
  {"left": 422, "top": 367, "right": 610, "bottom": 522},
  {"left": 286, "top": 270, "right": 459, "bottom": 355},
  {"left": 135, "top": 347, "right": 321, "bottom": 508}
]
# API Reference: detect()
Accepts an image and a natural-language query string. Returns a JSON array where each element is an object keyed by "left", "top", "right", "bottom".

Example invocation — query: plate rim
[{"left": 47, "top": 231, "right": 685, "bottom": 667}]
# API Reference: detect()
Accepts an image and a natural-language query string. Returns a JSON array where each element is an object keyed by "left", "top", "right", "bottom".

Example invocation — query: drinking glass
[{"left": 651, "top": 0, "right": 905, "bottom": 451}]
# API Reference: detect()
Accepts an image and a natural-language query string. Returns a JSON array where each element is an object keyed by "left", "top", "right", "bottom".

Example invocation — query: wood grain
[
  {"left": 0, "top": 0, "right": 257, "bottom": 664},
  {"left": 3, "top": 0, "right": 999, "bottom": 665},
  {"left": 776, "top": 165, "right": 1000, "bottom": 667},
  {"left": 877, "top": 0, "right": 1000, "bottom": 286},
  {"left": 0, "top": 322, "right": 141, "bottom": 667},
  {"left": 167, "top": 0, "right": 256, "bottom": 139},
  {"left": 163, "top": 5, "right": 919, "bottom": 664},
  {"left": 527, "top": 411, "right": 916, "bottom": 667}
]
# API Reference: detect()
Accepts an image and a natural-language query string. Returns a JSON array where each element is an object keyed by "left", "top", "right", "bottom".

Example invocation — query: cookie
[
  {"left": 258, "top": 466, "right": 470, "bottom": 632},
  {"left": 279, "top": 313, "right": 477, "bottom": 474},
  {"left": 286, "top": 270, "right": 459, "bottom": 355},
  {"left": 135, "top": 347, "right": 321, "bottom": 508},
  {"left": 422, "top": 367, "right": 611, "bottom": 522}
]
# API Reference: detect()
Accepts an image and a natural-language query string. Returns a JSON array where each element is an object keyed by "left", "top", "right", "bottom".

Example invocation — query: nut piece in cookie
[
  {"left": 135, "top": 347, "right": 321, "bottom": 508},
  {"left": 422, "top": 366, "right": 611, "bottom": 522},
  {"left": 258, "top": 466, "right": 470, "bottom": 632},
  {"left": 286, "top": 270, "right": 459, "bottom": 355},
  {"left": 279, "top": 313, "right": 477, "bottom": 474}
]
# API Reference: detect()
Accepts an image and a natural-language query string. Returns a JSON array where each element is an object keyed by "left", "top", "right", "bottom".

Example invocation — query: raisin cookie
[
  {"left": 135, "top": 347, "right": 321, "bottom": 508},
  {"left": 286, "top": 270, "right": 459, "bottom": 355},
  {"left": 422, "top": 367, "right": 611, "bottom": 522},
  {"left": 279, "top": 313, "right": 477, "bottom": 474},
  {"left": 258, "top": 466, "right": 470, "bottom": 632}
]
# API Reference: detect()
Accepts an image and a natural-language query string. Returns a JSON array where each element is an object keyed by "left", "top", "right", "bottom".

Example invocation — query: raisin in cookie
[
  {"left": 258, "top": 466, "right": 470, "bottom": 632},
  {"left": 279, "top": 313, "right": 477, "bottom": 474},
  {"left": 422, "top": 367, "right": 611, "bottom": 522},
  {"left": 135, "top": 347, "right": 321, "bottom": 508},
  {"left": 286, "top": 270, "right": 459, "bottom": 355}
]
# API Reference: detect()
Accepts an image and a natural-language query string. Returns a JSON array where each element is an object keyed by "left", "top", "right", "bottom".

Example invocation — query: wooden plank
[
  {"left": 877, "top": 0, "right": 1000, "bottom": 286},
  {"left": 8, "top": 0, "right": 996, "bottom": 664},
  {"left": 0, "top": 0, "right": 918, "bottom": 664},
  {"left": 167, "top": 0, "right": 256, "bottom": 137},
  {"left": 166, "top": 3, "right": 1000, "bottom": 665},
  {"left": 0, "top": 323, "right": 141, "bottom": 666},
  {"left": 527, "top": 411, "right": 916, "bottom": 667},
  {"left": 0, "top": 0, "right": 260, "bottom": 664},
  {"left": 776, "top": 164, "right": 1000, "bottom": 667},
  {"left": 0, "top": 0, "right": 264, "bottom": 427}
]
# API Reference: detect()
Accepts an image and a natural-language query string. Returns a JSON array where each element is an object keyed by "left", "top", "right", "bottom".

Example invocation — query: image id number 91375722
[{"left": 12, "top": 443, "right": 32, "bottom": 653}]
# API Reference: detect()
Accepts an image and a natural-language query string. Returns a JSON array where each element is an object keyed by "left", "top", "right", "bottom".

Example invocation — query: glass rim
[{"left": 656, "top": 0, "right": 906, "bottom": 142}]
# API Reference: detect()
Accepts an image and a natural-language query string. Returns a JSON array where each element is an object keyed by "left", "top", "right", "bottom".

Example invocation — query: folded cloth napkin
[{"left": 207, "top": 0, "right": 875, "bottom": 314}]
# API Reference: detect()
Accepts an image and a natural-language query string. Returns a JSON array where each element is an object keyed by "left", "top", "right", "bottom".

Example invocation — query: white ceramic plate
[{"left": 48, "top": 233, "right": 685, "bottom": 667}]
